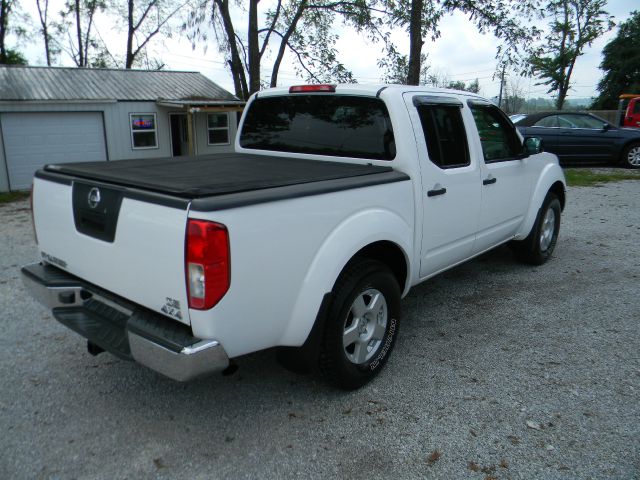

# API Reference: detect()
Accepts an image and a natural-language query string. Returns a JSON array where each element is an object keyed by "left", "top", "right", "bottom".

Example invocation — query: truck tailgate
[{"left": 32, "top": 176, "right": 190, "bottom": 325}]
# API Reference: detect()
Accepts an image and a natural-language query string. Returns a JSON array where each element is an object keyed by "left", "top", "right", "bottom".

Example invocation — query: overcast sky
[{"left": 15, "top": 0, "right": 638, "bottom": 101}]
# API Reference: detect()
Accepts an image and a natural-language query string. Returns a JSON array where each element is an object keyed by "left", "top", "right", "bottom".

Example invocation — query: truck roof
[{"left": 256, "top": 83, "right": 485, "bottom": 100}]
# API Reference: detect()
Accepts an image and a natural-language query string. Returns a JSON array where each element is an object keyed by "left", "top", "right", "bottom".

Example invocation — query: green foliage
[
  {"left": 591, "top": 11, "right": 640, "bottom": 109},
  {"left": 1, "top": 48, "right": 27, "bottom": 64},
  {"left": 378, "top": 0, "right": 540, "bottom": 85},
  {"left": 447, "top": 79, "right": 480, "bottom": 93},
  {"left": 1, "top": 0, "right": 30, "bottom": 64},
  {"left": 185, "top": 0, "right": 385, "bottom": 99},
  {"left": 528, "top": 0, "right": 613, "bottom": 110},
  {"left": 378, "top": 51, "right": 429, "bottom": 84},
  {"left": 118, "top": 0, "right": 185, "bottom": 69},
  {"left": 281, "top": 2, "right": 359, "bottom": 84}
]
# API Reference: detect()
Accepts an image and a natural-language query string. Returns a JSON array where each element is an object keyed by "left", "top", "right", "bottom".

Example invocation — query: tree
[
  {"left": 591, "top": 11, "right": 640, "bottom": 109},
  {"left": 36, "top": 0, "right": 60, "bottom": 66},
  {"left": 502, "top": 77, "right": 526, "bottom": 113},
  {"left": 122, "top": 0, "right": 188, "bottom": 68},
  {"left": 382, "top": 0, "right": 540, "bottom": 86},
  {"left": 187, "top": 0, "right": 383, "bottom": 100},
  {"left": 447, "top": 78, "right": 481, "bottom": 93},
  {"left": 1, "top": 48, "right": 27, "bottom": 64},
  {"left": 528, "top": 0, "right": 613, "bottom": 110},
  {"left": 378, "top": 52, "right": 429, "bottom": 84},
  {"left": 1, "top": 0, "right": 28, "bottom": 64},
  {"left": 59, "top": 0, "right": 107, "bottom": 67}
]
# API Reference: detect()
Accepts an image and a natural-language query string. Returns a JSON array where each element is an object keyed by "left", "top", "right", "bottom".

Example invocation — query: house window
[
  {"left": 207, "top": 113, "right": 229, "bottom": 145},
  {"left": 130, "top": 113, "right": 158, "bottom": 149}
]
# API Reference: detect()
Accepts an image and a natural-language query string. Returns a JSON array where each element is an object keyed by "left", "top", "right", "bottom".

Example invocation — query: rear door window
[
  {"left": 239, "top": 95, "right": 396, "bottom": 160},
  {"left": 417, "top": 105, "right": 470, "bottom": 168}
]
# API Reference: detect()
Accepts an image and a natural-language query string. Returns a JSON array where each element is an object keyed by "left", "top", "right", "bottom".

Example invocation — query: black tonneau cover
[
  {"left": 38, "top": 153, "right": 410, "bottom": 212},
  {"left": 43, "top": 153, "right": 395, "bottom": 198}
]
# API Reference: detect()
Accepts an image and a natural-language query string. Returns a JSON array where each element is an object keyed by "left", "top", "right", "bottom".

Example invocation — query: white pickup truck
[{"left": 22, "top": 84, "right": 566, "bottom": 389}]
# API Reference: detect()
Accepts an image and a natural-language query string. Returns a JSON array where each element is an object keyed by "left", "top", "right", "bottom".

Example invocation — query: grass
[
  {"left": 564, "top": 169, "right": 640, "bottom": 187},
  {"left": 0, "top": 191, "right": 30, "bottom": 204}
]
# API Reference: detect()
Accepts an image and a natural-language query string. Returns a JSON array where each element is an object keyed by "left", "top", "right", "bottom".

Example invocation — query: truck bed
[
  {"left": 37, "top": 153, "right": 408, "bottom": 212},
  {"left": 39, "top": 153, "right": 400, "bottom": 197}
]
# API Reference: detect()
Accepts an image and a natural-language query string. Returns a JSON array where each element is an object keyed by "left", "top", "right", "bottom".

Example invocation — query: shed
[{"left": 0, "top": 66, "right": 244, "bottom": 191}]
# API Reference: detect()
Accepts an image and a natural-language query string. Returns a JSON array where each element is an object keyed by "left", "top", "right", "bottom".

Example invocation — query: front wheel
[
  {"left": 512, "top": 192, "right": 561, "bottom": 265},
  {"left": 621, "top": 143, "right": 640, "bottom": 169},
  {"left": 319, "top": 259, "right": 401, "bottom": 390}
]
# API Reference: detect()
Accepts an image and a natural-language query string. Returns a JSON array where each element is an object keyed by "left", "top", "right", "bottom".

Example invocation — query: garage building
[{"left": 0, "top": 66, "right": 244, "bottom": 192}]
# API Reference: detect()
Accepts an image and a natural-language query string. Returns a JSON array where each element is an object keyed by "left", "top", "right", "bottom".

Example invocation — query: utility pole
[{"left": 497, "top": 65, "right": 506, "bottom": 108}]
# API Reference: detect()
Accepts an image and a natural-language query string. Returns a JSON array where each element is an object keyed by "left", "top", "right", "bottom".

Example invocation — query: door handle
[
  {"left": 427, "top": 187, "right": 447, "bottom": 197},
  {"left": 482, "top": 177, "right": 497, "bottom": 185}
]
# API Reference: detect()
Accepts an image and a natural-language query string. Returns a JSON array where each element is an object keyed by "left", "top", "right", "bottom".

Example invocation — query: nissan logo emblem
[{"left": 87, "top": 188, "right": 101, "bottom": 209}]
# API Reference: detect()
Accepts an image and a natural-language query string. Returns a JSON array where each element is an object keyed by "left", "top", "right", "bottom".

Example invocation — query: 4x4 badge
[{"left": 87, "top": 188, "right": 101, "bottom": 209}]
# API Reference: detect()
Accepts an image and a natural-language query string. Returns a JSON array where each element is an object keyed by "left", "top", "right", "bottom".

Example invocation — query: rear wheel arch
[
  {"left": 349, "top": 240, "right": 409, "bottom": 294},
  {"left": 549, "top": 181, "right": 566, "bottom": 210}
]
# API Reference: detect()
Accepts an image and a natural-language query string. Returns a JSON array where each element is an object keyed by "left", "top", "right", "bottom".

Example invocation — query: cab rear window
[{"left": 239, "top": 95, "right": 396, "bottom": 160}]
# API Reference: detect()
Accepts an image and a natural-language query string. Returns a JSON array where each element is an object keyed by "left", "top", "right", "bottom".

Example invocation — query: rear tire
[
  {"left": 512, "top": 192, "right": 561, "bottom": 265},
  {"left": 319, "top": 258, "right": 401, "bottom": 390},
  {"left": 621, "top": 143, "right": 640, "bottom": 169}
]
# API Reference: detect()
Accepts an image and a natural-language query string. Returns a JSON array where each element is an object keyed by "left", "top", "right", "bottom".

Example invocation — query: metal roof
[{"left": 0, "top": 66, "right": 238, "bottom": 102}]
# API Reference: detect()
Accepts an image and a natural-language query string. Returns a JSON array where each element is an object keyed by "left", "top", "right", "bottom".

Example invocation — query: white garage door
[{"left": 1, "top": 112, "right": 107, "bottom": 190}]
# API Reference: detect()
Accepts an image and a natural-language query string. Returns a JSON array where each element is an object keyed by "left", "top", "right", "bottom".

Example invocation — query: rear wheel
[
  {"left": 319, "top": 259, "right": 401, "bottom": 390},
  {"left": 621, "top": 143, "right": 640, "bottom": 169},
  {"left": 512, "top": 192, "right": 561, "bottom": 265}
]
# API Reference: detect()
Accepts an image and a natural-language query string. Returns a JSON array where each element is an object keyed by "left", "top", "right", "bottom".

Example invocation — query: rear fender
[{"left": 279, "top": 208, "right": 412, "bottom": 346}]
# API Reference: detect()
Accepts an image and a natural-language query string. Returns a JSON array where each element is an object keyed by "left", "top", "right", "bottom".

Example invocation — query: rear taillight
[
  {"left": 30, "top": 183, "right": 38, "bottom": 245},
  {"left": 185, "top": 219, "right": 230, "bottom": 310}
]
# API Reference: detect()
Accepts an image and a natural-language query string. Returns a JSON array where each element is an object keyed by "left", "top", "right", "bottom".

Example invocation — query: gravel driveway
[{"left": 1, "top": 178, "right": 638, "bottom": 479}]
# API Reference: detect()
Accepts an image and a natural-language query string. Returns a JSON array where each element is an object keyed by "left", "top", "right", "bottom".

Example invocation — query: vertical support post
[
  {"left": 615, "top": 98, "right": 625, "bottom": 127},
  {"left": 497, "top": 65, "right": 506, "bottom": 109},
  {"left": 187, "top": 108, "right": 195, "bottom": 156}
]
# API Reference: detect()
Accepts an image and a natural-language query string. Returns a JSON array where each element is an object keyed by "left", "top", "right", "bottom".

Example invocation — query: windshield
[{"left": 239, "top": 95, "right": 396, "bottom": 160}]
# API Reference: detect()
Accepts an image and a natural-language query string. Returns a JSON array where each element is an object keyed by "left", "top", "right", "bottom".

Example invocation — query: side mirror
[
  {"left": 523, "top": 137, "right": 543, "bottom": 155},
  {"left": 602, "top": 123, "right": 611, "bottom": 131}
]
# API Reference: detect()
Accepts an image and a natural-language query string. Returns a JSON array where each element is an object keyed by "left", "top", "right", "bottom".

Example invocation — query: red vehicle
[{"left": 619, "top": 94, "right": 640, "bottom": 128}]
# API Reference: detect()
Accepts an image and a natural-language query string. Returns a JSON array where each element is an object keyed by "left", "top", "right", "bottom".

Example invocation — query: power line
[{"left": 447, "top": 68, "right": 496, "bottom": 78}]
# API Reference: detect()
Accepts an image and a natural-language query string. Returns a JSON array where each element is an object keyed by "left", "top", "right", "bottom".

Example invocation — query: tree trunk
[
  {"left": 270, "top": 1, "right": 306, "bottom": 87},
  {"left": 0, "top": 0, "right": 9, "bottom": 63},
  {"left": 557, "top": 54, "right": 577, "bottom": 110},
  {"left": 75, "top": 0, "right": 84, "bottom": 66},
  {"left": 248, "top": 0, "right": 260, "bottom": 94},
  {"left": 215, "top": 0, "right": 248, "bottom": 99},
  {"left": 555, "top": 2, "right": 570, "bottom": 110},
  {"left": 126, "top": 0, "right": 134, "bottom": 68},
  {"left": 43, "top": 28, "right": 51, "bottom": 65},
  {"left": 407, "top": 0, "right": 423, "bottom": 85},
  {"left": 36, "top": 0, "right": 51, "bottom": 65}
]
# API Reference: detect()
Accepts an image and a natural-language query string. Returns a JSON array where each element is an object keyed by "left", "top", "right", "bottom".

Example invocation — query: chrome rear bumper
[{"left": 21, "top": 263, "right": 229, "bottom": 381}]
